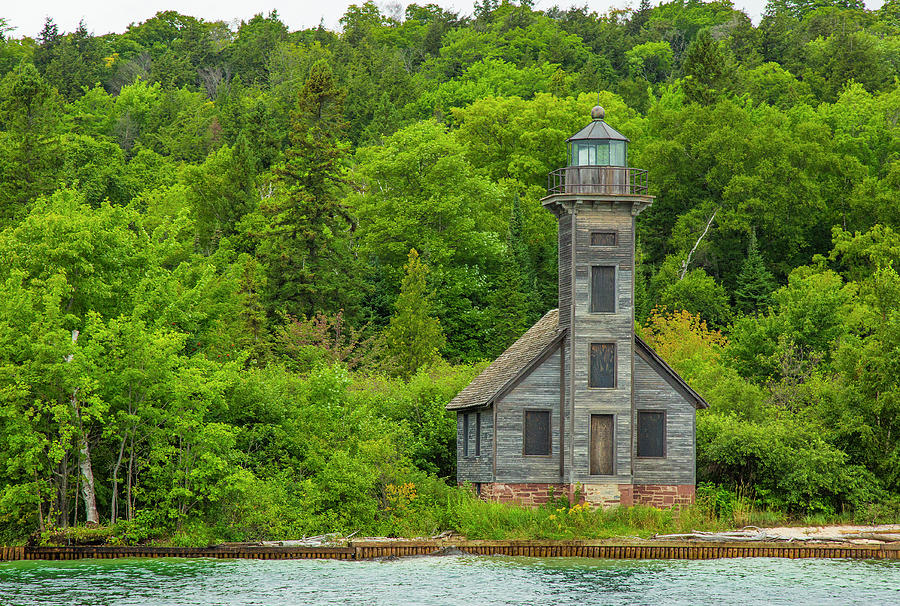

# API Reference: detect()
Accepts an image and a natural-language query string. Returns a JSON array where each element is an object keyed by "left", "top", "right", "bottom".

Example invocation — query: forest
[{"left": 0, "top": 0, "right": 899, "bottom": 543}]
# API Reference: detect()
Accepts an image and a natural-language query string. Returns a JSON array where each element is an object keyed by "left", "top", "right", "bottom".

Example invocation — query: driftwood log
[{"left": 652, "top": 529, "right": 900, "bottom": 544}]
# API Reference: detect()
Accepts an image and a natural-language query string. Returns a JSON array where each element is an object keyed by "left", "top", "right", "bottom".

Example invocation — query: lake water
[{"left": 1, "top": 555, "right": 899, "bottom": 605}]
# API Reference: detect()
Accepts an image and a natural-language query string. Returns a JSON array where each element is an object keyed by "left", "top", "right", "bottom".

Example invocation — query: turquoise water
[{"left": 1, "top": 555, "right": 899, "bottom": 605}]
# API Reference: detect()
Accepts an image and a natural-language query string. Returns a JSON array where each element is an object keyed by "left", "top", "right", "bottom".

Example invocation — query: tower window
[
  {"left": 590, "top": 343, "right": 617, "bottom": 388},
  {"left": 523, "top": 410, "right": 551, "bottom": 455},
  {"left": 591, "top": 231, "right": 617, "bottom": 246},
  {"left": 637, "top": 411, "right": 666, "bottom": 458},
  {"left": 591, "top": 266, "right": 616, "bottom": 313}
]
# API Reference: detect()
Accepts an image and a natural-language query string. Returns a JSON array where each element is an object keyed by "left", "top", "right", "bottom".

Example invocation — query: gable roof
[
  {"left": 444, "top": 309, "right": 709, "bottom": 412},
  {"left": 445, "top": 309, "right": 564, "bottom": 411},
  {"left": 634, "top": 335, "right": 709, "bottom": 409}
]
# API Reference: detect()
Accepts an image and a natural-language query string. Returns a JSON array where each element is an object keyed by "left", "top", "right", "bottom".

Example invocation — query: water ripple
[{"left": 1, "top": 555, "right": 898, "bottom": 605}]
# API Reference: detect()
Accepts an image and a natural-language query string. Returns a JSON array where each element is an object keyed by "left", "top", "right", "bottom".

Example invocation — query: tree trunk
[
  {"left": 67, "top": 329, "right": 99, "bottom": 525},
  {"left": 79, "top": 436, "right": 99, "bottom": 525},
  {"left": 110, "top": 435, "right": 126, "bottom": 524},
  {"left": 72, "top": 459, "right": 79, "bottom": 526},
  {"left": 56, "top": 455, "right": 69, "bottom": 528},
  {"left": 34, "top": 470, "right": 44, "bottom": 532},
  {"left": 126, "top": 433, "right": 134, "bottom": 521}
]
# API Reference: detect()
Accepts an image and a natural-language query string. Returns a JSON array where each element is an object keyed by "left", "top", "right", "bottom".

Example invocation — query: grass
[
  {"left": 448, "top": 494, "right": 733, "bottom": 540},
  {"left": 17, "top": 485, "right": 900, "bottom": 547},
  {"left": 444, "top": 485, "right": 900, "bottom": 541}
]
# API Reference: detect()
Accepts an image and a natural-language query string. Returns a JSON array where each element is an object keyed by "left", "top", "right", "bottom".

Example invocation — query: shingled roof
[
  {"left": 445, "top": 309, "right": 709, "bottom": 412},
  {"left": 446, "top": 309, "right": 564, "bottom": 411}
]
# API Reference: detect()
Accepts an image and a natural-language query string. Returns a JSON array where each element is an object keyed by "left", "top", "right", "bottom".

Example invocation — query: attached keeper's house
[{"left": 447, "top": 107, "right": 708, "bottom": 508}]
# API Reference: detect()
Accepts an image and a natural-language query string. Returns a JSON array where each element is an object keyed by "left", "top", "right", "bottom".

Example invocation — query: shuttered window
[
  {"left": 475, "top": 412, "right": 481, "bottom": 456},
  {"left": 637, "top": 411, "right": 666, "bottom": 458},
  {"left": 463, "top": 413, "right": 469, "bottom": 457},
  {"left": 591, "top": 231, "right": 617, "bottom": 246},
  {"left": 523, "top": 410, "right": 551, "bottom": 455},
  {"left": 590, "top": 343, "right": 616, "bottom": 388},
  {"left": 591, "top": 266, "right": 616, "bottom": 313}
]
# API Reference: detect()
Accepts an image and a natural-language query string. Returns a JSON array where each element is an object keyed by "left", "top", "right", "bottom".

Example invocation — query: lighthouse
[{"left": 448, "top": 107, "right": 707, "bottom": 508}]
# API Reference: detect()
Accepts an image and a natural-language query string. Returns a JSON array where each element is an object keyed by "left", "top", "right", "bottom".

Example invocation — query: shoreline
[{"left": 3, "top": 535, "right": 900, "bottom": 563}]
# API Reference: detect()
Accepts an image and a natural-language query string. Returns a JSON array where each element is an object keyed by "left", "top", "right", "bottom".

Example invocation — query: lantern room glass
[{"left": 568, "top": 140, "right": 627, "bottom": 167}]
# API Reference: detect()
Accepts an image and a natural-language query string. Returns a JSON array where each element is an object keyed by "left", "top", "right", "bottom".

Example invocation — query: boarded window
[
  {"left": 637, "top": 411, "right": 666, "bottom": 458},
  {"left": 523, "top": 410, "right": 551, "bottom": 455},
  {"left": 590, "top": 414, "right": 615, "bottom": 475},
  {"left": 463, "top": 413, "right": 469, "bottom": 457},
  {"left": 475, "top": 412, "right": 481, "bottom": 456},
  {"left": 591, "top": 231, "right": 617, "bottom": 246},
  {"left": 591, "top": 266, "right": 616, "bottom": 313},
  {"left": 590, "top": 343, "right": 616, "bottom": 388}
]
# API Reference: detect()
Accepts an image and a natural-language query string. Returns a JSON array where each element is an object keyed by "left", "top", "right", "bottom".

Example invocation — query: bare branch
[{"left": 680, "top": 208, "right": 718, "bottom": 280}]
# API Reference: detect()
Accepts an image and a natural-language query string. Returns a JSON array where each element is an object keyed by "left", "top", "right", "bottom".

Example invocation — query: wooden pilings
[{"left": 1, "top": 541, "right": 897, "bottom": 562}]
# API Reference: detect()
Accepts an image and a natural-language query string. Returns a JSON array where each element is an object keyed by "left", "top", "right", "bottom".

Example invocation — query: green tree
[
  {"left": 229, "top": 12, "right": 288, "bottom": 86},
  {"left": 256, "top": 60, "right": 362, "bottom": 319},
  {"left": 488, "top": 194, "right": 540, "bottom": 354},
  {"left": 384, "top": 249, "right": 445, "bottom": 378},
  {"left": 734, "top": 231, "right": 777, "bottom": 315},
  {"left": 0, "top": 63, "right": 65, "bottom": 225},
  {"left": 626, "top": 40, "right": 674, "bottom": 83},
  {"left": 182, "top": 135, "right": 257, "bottom": 253},
  {"left": 660, "top": 268, "right": 733, "bottom": 328},
  {"left": 681, "top": 30, "right": 735, "bottom": 105}
]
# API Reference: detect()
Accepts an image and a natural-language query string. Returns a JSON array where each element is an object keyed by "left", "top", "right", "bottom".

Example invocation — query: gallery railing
[{"left": 547, "top": 166, "right": 649, "bottom": 195}]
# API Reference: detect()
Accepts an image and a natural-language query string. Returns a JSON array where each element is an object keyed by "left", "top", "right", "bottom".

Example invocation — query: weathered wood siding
[
  {"left": 632, "top": 354, "right": 696, "bottom": 485},
  {"left": 558, "top": 212, "right": 574, "bottom": 330},
  {"left": 456, "top": 408, "right": 494, "bottom": 484},
  {"left": 569, "top": 201, "right": 636, "bottom": 484},
  {"left": 495, "top": 349, "right": 563, "bottom": 483}
]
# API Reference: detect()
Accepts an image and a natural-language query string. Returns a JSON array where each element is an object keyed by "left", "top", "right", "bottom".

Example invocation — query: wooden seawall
[{"left": 3, "top": 540, "right": 900, "bottom": 562}]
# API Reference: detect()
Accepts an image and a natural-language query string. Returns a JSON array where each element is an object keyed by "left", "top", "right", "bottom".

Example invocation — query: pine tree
[
  {"left": 0, "top": 63, "right": 64, "bottom": 226},
  {"left": 734, "top": 231, "right": 777, "bottom": 316},
  {"left": 681, "top": 30, "right": 735, "bottom": 105},
  {"left": 385, "top": 249, "right": 445, "bottom": 378},
  {"left": 488, "top": 194, "right": 539, "bottom": 354},
  {"left": 257, "top": 60, "right": 363, "bottom": 320}
]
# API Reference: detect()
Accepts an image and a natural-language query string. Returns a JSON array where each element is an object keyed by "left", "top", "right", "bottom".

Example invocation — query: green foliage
[
  {"left": 255, "top": 60, "right": 362, "bottom": 319},
  {"left": 0, "top": 62, "right": 65, "bottom": 225},
  {"left": 660, "top": 268, "right": 733, "bottom": 328},
  {"left": 384, "top": 250, "right": 446, "bottom": 379},
  {"left": 734, "top": 231, "right": 777, "bottom": 315},
  {"left": 0, "top": 0, "right": 899, "bottom": 541}
]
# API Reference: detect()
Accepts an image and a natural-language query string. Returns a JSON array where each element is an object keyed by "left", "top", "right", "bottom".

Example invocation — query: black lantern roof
[{"left": 566, "top": 106, "right": 629, "bottom": 143}]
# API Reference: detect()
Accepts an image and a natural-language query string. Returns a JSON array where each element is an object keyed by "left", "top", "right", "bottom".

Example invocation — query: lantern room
[
  {"left": 566, "top": 105, "right": 628, "bottom": 167},
  {"left": 548, "top": 106, "right": 648, "bottom": 196}
]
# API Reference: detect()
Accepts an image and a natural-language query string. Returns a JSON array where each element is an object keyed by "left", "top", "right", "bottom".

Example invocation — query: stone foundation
[
  {"left": 581, "top": 483, "right": 633, "bottom": 508},
  {"left": 632, "top": 484, "right": 695, "bottom": 507},
  {"left": 479, "top": 482, "right": 575, "bottom": 507},
  {"left": 470, "top": 482, "right": 694, "bottom": 508}
]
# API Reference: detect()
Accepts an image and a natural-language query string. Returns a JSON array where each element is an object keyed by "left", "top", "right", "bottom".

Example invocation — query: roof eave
[
  {"left": 445, "top": 329, "right": 566, "bottom": 412},
  {"left": 634, "top": 335, "right": 709, "bottom": 410}
]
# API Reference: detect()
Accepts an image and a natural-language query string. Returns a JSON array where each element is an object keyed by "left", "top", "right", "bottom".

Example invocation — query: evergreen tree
[
  {"left": 384, "top": 249, "right": 445, "bottom": 378},
  {"left": 33, "top": 17, "right": 60, "bottom": 73},
  {"left": 489, "top": 193, "right": 539, "bottom": 354},
  {"left": 681, "top": 30, "right": 735, "bottom": 105},
  {"left": 257, "top": 60, "right": 363, "bottom": 320},
  {"left": 0, "top": 63, "right": 64, "bottom": 226},
  {"left": 734, "top": 231, "right": 777, "bottom": 315}
]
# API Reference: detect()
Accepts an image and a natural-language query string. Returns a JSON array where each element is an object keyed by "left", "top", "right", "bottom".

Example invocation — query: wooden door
[{"left": 590, "top": 414, "right": 614, "bottom": 475}]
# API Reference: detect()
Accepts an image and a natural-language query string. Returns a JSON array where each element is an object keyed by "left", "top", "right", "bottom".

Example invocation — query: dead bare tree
[{"left": 680, "top": 208, "right": 718, "bottom": 280}]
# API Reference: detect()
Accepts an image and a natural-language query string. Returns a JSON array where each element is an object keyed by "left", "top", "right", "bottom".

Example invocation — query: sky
[{"left": 0, "top": 0, "right": 887, "bottom": 39}]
